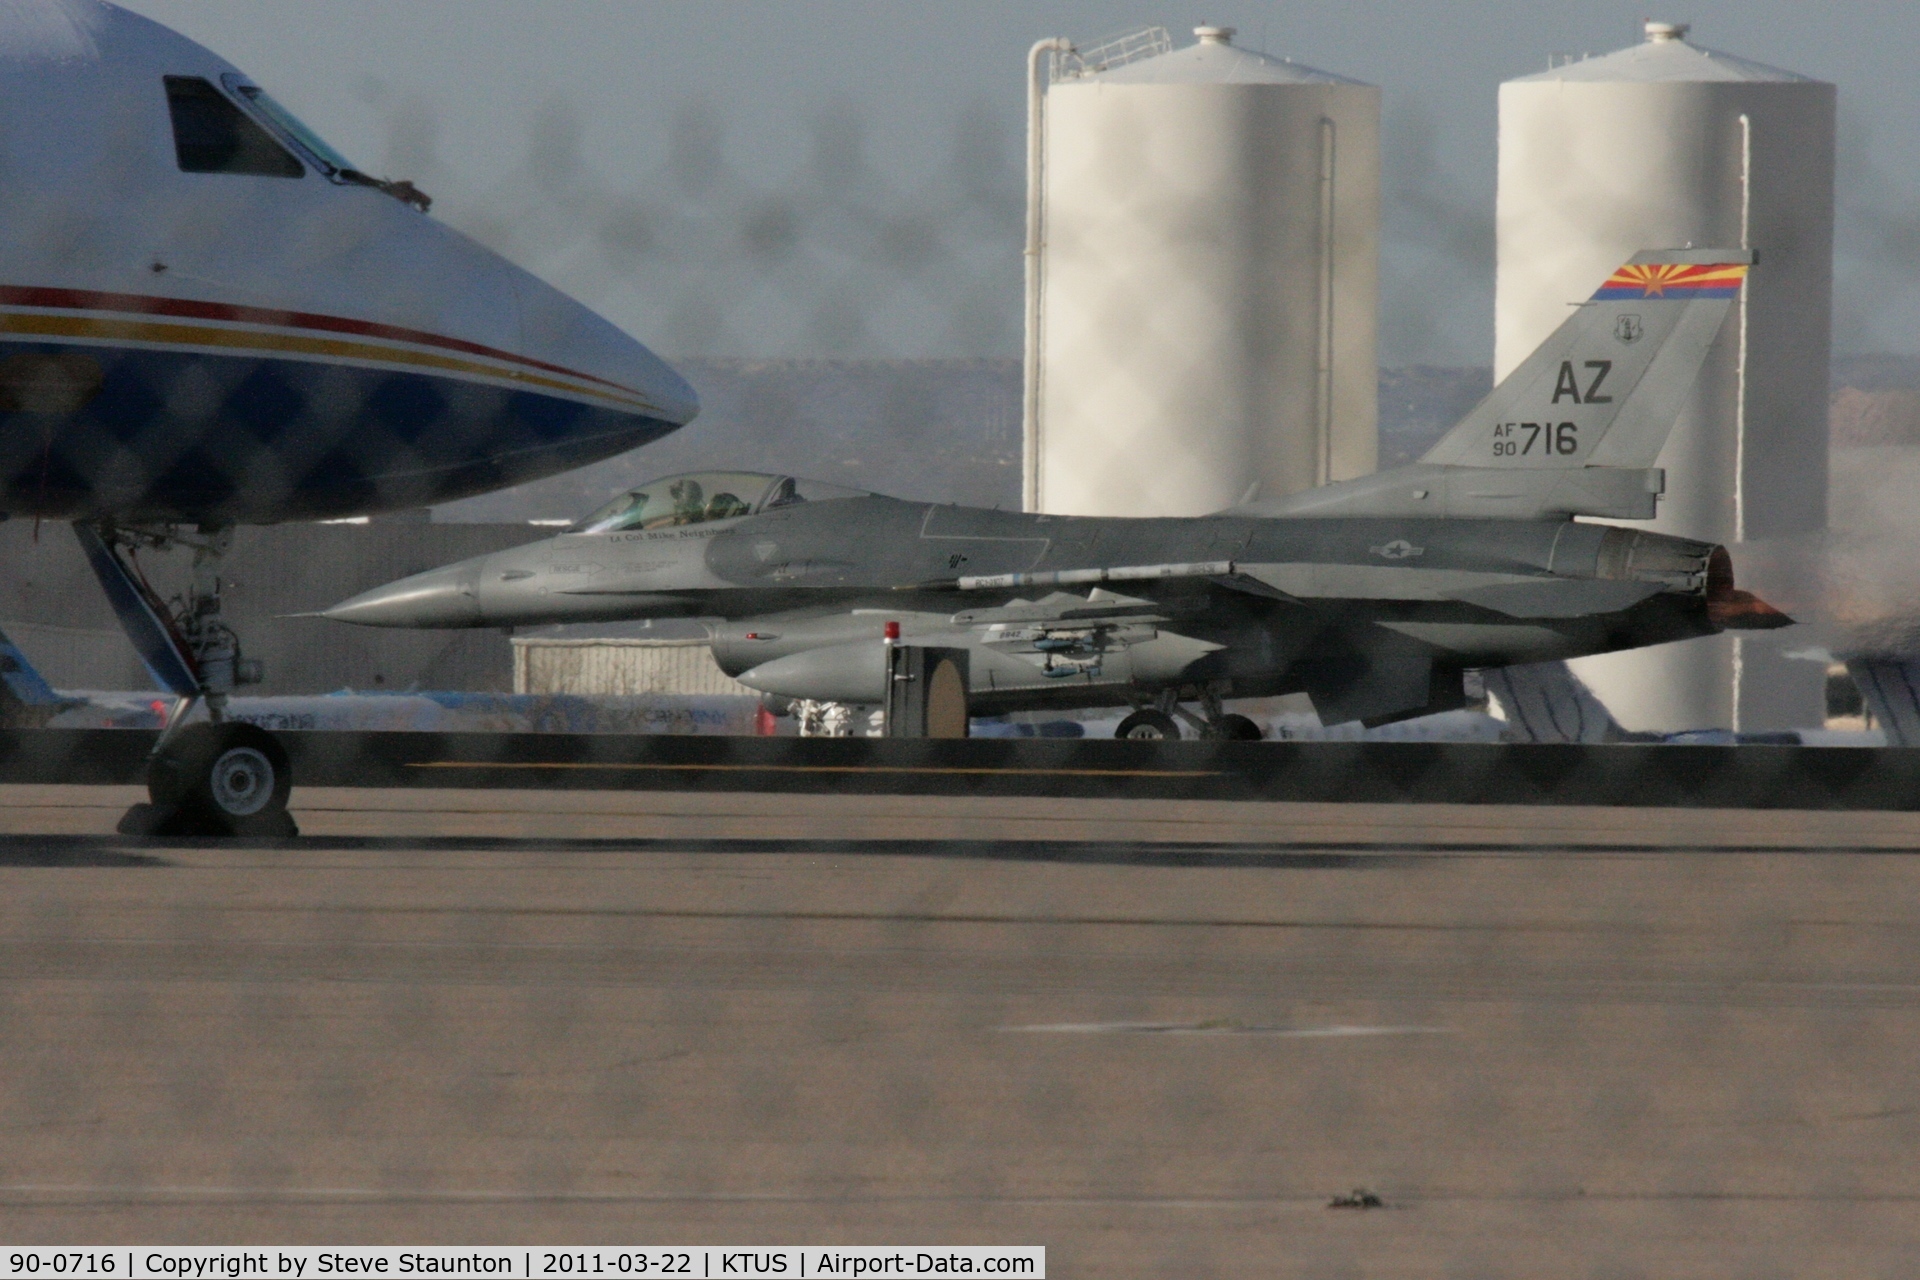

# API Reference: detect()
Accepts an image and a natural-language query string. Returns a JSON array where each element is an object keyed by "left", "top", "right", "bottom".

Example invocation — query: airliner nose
[
  {"left": 637, "top": 348, "right": 698, "bottom": 426},
  {"left": 325, "top": 562, "right": 483, "bottom": 628},
  {"left": 515, "top": 274, "right": 698, "bottom": 426}
]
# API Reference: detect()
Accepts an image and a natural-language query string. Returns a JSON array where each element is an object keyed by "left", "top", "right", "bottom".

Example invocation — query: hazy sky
[{"left": 116, "top": 1, "right": 1920, "bottom": 364}]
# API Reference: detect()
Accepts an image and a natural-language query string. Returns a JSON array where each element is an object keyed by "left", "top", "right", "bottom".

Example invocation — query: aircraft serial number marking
[{"left": 1490, "top": 421, "right": 1577, "bottom": 457}]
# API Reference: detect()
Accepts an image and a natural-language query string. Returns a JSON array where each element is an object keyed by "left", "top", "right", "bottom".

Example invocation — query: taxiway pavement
[{"left": 0, "top": 786, "right": 1912, "bottom": 1274}]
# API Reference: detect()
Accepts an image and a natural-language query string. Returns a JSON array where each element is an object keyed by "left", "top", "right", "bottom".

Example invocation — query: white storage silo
[
  {"left": 1496, "top": 22, "right": 1834, "bottom": 733},
  {"left": 1024, "top": 26, "right": 1379, "bottom": 517}
]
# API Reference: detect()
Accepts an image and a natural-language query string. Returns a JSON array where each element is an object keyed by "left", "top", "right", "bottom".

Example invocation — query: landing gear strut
[
  {"left": 75, "top": 523, "right": 295, "bottom": 837},
  {"left": 1113, "top": 684, "right": 1265, "bottom": 742},
  {"left": 1193, "top": 684, "right": 1264, "bottom": 741}
]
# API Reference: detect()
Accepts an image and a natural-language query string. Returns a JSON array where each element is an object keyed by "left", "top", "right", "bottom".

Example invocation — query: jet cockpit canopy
[{"left": 569, "top": 472, "right": 869, "bottom": 534}]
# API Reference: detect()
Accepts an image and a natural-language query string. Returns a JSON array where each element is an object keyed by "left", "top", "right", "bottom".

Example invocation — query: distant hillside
[
  {"left": 1377, "top": 366, "right": 1492, "bottom": 467},
  {"left": 1833, "top": 354, "right": 1920, "bottom": 392},
  {"left": 434, "top": 358, "right": 1913, "bottom": 521},
  {"left": 436, "top": 359, "right": 1023, "bottom": 522},
  {"left": 1831, "top": 355, "right": 1920, "bottom": 447}
]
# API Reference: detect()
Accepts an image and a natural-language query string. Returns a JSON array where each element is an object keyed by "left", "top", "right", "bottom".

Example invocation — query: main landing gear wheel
[
  {"left": 1210, "top": 713, "right": 1264, "bottom": 741},
  {"left": 1116, "top": 709, "right": 1182, "bottom": 740},
  {"left": 135, "top": 722, "right": 296, "bottom": 837}
]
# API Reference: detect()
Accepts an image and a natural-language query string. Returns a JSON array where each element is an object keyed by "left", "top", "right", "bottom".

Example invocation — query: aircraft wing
[
  {"left": 949, "top": 588, "right": 1168, "bottom": 626},
  {"left": 924, "top": 561, "right": 1673, "bottom": 727},
  {"left": 943, "top": 559, "right": 1668, "bottom": 620}
]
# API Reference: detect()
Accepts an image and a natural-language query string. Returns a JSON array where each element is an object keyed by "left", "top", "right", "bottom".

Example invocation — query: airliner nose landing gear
[{"left": 74, "top": 523, "right": 296, "bottom": 837}]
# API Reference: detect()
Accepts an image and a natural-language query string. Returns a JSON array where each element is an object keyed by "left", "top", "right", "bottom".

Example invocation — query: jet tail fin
[
  {"left": 1420, "top": 248, "right": 1750, "bottom": 472},
  {"left": 1239, "top": 249, "right": 1750, "bottom": 521}
]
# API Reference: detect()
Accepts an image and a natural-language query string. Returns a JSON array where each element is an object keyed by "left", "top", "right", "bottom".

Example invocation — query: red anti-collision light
[{"left": 884, "top": 621, "right": 901, "bottom": 642}]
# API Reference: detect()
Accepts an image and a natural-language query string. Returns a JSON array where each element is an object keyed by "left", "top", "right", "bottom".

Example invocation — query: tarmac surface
[{"left": 0, "top": 785, "right": 1915, "bottom": 1274}]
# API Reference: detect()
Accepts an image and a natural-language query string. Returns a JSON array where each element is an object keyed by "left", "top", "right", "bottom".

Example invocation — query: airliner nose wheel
[
  {"left": 141, "top": 722, "right": 295, "bottom": 836},
  {"left": 1115, "top": 709, "right": 1182, "bottom": 740}
]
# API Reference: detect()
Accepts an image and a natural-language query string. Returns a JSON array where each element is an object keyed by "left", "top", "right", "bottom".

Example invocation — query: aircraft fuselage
[{"left": 325, "top": 492, "right": 1748, "bottom": 724}]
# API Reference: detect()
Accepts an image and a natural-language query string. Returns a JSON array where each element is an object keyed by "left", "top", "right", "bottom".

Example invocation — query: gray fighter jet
[{"left": 325, "top": 249, "right": 1790, "bottom": 739}]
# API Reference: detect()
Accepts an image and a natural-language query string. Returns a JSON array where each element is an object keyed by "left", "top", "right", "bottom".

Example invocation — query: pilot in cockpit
[{"left": 667, "top": 478, "right": 705, "bottom": 525}]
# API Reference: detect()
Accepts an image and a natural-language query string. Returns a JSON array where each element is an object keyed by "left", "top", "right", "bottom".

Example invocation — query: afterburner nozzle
[{"left": 1705, "top": 547, "right": 1794, "bottom": 631}]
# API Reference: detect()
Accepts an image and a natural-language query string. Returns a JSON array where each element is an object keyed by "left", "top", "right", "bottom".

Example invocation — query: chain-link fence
[{"left": 394, "top": 93, "right": 1027, "bottom": 367}]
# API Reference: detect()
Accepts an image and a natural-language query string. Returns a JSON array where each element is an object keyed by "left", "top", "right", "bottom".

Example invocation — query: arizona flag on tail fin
[
  {"left": 1592, "top": 260, "right": 1749, "bottom": 300},
  {"left": 1415, "top": 247, "right": 1753, "bottom": 476}
]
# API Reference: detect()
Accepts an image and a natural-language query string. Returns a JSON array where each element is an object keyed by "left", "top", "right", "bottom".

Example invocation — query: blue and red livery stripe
[{"left": 0, "top": 284, "right": 638, "bottom": 397}]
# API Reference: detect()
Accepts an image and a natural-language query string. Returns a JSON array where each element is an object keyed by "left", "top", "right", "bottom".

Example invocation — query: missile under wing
[{"left": 326, "top": 250, "right": 1789, "bottom": 736}]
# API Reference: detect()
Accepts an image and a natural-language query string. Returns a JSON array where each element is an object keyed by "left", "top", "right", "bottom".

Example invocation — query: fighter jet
[
  {"left": 2, "top": 1, "right": 695, "bottom": 826},
  {"left": 326, "top": 249, "right": 1789, "bottom": 740}
]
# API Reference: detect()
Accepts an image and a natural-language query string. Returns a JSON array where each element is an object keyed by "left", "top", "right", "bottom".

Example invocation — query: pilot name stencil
[{"left": 611, "top": 527, "right": 727, "bottom": 544}]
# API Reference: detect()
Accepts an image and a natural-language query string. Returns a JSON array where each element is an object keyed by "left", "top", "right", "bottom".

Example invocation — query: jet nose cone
[{"left": 324, "top": 563, "right": 484, "bottom": 628}]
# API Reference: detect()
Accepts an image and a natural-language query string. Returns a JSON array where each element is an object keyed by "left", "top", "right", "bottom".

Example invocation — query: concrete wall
[{"left": 513, "top": 638, "right": 754, "bottom": 698}]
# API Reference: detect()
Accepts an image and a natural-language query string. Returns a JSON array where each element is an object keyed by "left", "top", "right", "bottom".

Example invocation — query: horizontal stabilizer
[
  {"left": 1847, "top": 659, "right": 1920, "bottom": 746},
  {"left": 1481, "top": 661, "right": 1620, "bottom": 744}
]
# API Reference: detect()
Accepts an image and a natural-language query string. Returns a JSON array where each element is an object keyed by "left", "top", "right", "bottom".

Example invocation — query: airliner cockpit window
[
  {"left": 228, "top": 79, "right": 357, "bottom": 174},
  {"left": 162, "top": 76, "right": 304, "bottom": 177}
]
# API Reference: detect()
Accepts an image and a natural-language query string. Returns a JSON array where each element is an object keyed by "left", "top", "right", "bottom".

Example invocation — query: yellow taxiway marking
[{"left": 406, "top": 761, "right": 1223, "bottom": 779}]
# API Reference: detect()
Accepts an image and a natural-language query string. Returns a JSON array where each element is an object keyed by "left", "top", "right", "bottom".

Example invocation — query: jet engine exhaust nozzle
[{"left": 1705, "top": 547, "right": 1793, "bottom": 631}]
